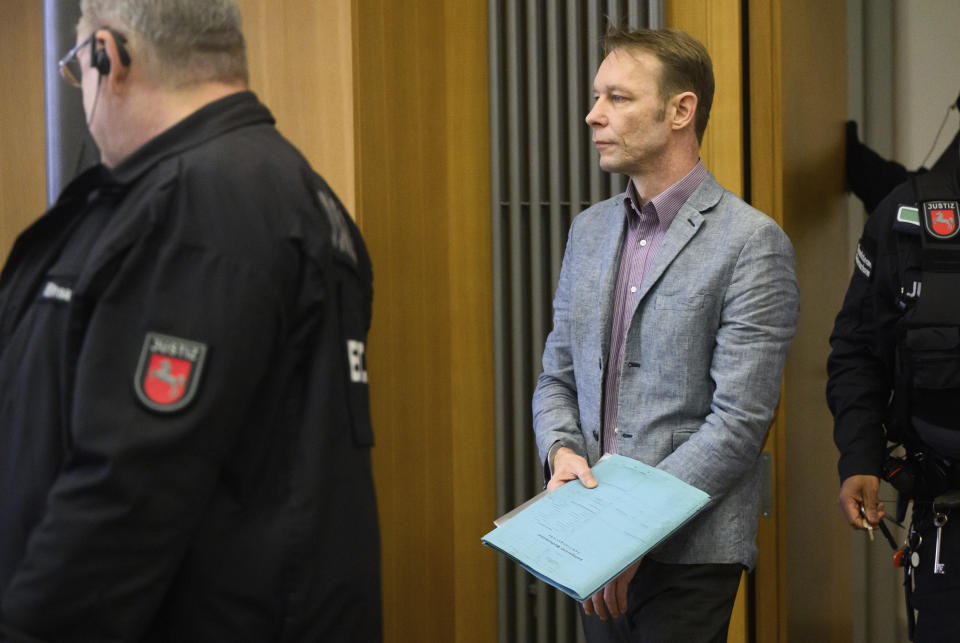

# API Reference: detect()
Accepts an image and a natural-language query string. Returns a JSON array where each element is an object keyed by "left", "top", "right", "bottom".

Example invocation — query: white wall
[{"left": 892, "top": 0, "right": 960, "bottom": 167}]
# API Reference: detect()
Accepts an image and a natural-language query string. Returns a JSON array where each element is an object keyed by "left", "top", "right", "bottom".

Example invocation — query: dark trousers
[
  {"left": 580, "top": 559, "right": 743, "bottom": 643},
  {"left": 910, "top": 502, "right": 960, "bottom": 642}
]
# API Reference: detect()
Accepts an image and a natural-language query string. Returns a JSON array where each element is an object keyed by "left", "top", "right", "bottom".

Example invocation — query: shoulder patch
[
  {"left": 134, "top": 332, "right": 207, "bottom": 413},
  {"left": 894, "top": 205, "right": 921, "bottom": 235},
  {"left": 855, "top": 242, "right": 873, "bottom": 279},
  {"left": 922, "top": 200, "right": 960, "bottom": 240},
  {"left": 896, "top": 205, "right": 919, "bottom": 226}
]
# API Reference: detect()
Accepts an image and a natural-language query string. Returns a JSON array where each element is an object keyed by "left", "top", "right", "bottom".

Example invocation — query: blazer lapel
[
  {"left": 595, "top": 197, "right": 627, "bottom": 359},
  {"left": 631, "top": 172, "right": 724, "bottom": 309}
]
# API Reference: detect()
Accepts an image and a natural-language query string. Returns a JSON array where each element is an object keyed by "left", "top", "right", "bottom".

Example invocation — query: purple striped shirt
[{"left": 602, "top": 161, "right": 707, "bottom": 454}]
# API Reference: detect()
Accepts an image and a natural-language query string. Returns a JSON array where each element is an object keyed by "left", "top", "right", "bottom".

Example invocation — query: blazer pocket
[{"left": 654, "top": 293, "right": 713, "bottom": 311}]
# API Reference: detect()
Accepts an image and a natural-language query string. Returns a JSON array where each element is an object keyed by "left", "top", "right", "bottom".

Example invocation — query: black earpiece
[
  {"left": 93, "top": 47, "right": 111, "bottom": 76},
  {"left": 91, "top": 27, "right": 131, "bottom": 77}
]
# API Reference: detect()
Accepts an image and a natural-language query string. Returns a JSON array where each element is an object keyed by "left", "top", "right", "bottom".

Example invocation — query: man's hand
[
  {"left": 582, "top": 559, "right": 641, "bottom": 620},
  {"left": 838, "top": 474, "right": 885, "bottom": 530},
  {"left": 547, "top": 447, "right": 597, "bottom": 492}
]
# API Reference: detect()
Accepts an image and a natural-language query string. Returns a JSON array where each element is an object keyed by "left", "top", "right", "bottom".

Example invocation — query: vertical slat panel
[
  {"left": 629, "top": 0, "right": 643, "bottom": 28},
  {"left": 527, "top": 0, "right": 546, "bottom": 427},
  {"left": 546, "top": 1, "right": 565, "bottom": 309},
  {"left": 545, "top": 4, "right": 573, "bottom": 641},
  {"left": 650, "top": 0, "right": 665, "bottom": 33},
  {"left": 587, "top": 0, "right": 602, "bottom": 205},
  {"left": 525, "top": 5, "right": 552, "bottom": 643},
  {"left": 566, "top": 0, "right": 584, "bottom": 217},
  {"left": 505, "top": 2, "right": 531, "bottom": 640},
  {"left": 576, "top": 614, "right": 588, "bottom": 643},
  {"left": 487, "top": 1, "right": 512, "bottom": 641},
  {"left": 608, "top": 0, "right": 623, "bottom": 25},
  {"left": 604, "top": 0, "right": 621, "bottom": 198},
  {"left": 491, "top": 3, "right": 663, "bottom": 641}
]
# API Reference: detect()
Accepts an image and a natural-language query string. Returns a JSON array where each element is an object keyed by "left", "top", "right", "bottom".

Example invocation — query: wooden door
[{"left": 0, "top": 2, "right": 46, "bottom": 259}]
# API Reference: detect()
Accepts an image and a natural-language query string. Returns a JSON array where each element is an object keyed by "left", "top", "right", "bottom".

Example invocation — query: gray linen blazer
[{"left": 532, "top": 171, "right": 799, "bottom": 570}]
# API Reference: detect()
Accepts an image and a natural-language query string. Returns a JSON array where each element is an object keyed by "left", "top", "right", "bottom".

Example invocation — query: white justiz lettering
[{"left": 150, "top": 336, "right": 200, "bottom": 361}]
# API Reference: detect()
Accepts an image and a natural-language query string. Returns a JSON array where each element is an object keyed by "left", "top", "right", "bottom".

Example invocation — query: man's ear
[{"left": 670, "top": 91, "right": 698, "bottom": 133}]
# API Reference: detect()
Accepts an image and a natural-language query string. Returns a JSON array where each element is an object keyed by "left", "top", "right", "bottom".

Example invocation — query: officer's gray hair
[{"left": 79, "top": 0, "right": 248, "bottom": 88}]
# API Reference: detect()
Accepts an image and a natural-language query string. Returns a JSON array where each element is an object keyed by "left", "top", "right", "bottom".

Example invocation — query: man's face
[{"left": 586, "top": 48, "right": 671, "bottom": 180}]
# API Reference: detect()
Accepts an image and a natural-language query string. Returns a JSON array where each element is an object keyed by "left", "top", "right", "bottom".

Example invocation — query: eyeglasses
[
  {"left": 58, "top": 32, "right": 96, "bottom": 87},
  {"left": 58, "top": 28, "right": 129, "bottom": 88}
]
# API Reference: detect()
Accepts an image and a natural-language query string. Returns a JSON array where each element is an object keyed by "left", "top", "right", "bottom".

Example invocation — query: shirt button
[
  {"left": 630, "top": 286, "right": 637, "bottom": 293},
  {"left": 640, "top": 239, "right": 647, "bottom": 247},
  {"left": 614, "top": 427, "right": 619, "bottom": 434}
]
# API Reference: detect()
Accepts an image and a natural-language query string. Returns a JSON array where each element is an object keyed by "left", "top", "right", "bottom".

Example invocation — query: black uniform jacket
[
  {"left": 0, "top": 92, "right": 380, "bottom": 642},
  {"left": 827, "top": 164, "right": 960, "bottom": 482}
]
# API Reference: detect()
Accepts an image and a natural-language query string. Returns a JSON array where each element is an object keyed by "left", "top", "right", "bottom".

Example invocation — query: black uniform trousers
[
  {"left": 911, "top": 501, "right": 960, "bottom": 642},
  {"left": 580, "top": 559, "right": 743, "bottom": 643}
]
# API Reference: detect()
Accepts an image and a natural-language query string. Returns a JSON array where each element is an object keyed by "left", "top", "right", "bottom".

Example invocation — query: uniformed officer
[
  {"left": 828, "top": 140, "right": 960, "bottom": 642},
  {"left": 0, "top": 1, "right": 380, "bottom": 641}
]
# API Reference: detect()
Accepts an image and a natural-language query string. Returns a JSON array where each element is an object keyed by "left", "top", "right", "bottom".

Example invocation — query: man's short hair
[
  {"left": 603, "top": 28, "right": 715, "bottom": 144},
  {"left": 80, "top": 0, "right": 248, "bottom": 88}
]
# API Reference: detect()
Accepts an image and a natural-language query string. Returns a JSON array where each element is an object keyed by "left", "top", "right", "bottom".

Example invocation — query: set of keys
[
  {"left": 932, "top": 512, "right": 948, "bottom": 574},
  {"left": 894, "top": 512, "right": 950, "bottom": 575},
  {"left": 880, "top": 490, "right": 960, "bottom": 575},
  {"left": 927, "top": 490, "right": 960, "bottom": 575}
]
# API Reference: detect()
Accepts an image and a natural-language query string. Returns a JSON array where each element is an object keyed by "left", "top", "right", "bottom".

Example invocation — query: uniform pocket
[{"left": 906, "top": 326, "right": 960, "bottom": 389}]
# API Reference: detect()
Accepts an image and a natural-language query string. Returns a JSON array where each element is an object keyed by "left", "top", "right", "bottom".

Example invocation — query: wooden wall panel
[
  {"left": 777, "top": 1, "right": 850, "bottom": 641},
  {"left": 749, "top": 0, "right": 849, "bottom": 640},
  {"left": 667, "top": 0, "right": 744, "bottom": 197},
  {"left": 235, "top": 0, "right": 356, "bottom": 213},
  {"left": 0, "top": 2, "right": 47, "bottom": 261},
  {"left": 747, "top": 1, "right": 789, "bottom": 639},
  {"left": 442, "top": 3, "right": 497, "bottom": 641},
  {"left": 353, "top": 1, "right": 495, "bottom": 642}
]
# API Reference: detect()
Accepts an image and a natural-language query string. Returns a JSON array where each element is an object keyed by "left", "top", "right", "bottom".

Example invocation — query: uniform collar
[{"left": 106, "top": 91, "right": 274, "bottom": 186}]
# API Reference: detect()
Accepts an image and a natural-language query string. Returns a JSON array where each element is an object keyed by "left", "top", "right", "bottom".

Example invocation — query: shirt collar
[{"left": 624, "top": 160, "right": 707, "bottom": 228}]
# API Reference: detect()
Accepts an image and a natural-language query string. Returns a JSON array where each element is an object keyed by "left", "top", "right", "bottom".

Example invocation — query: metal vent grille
[{"left": 489, "top": 2, "right": 663, "bottom": 641}]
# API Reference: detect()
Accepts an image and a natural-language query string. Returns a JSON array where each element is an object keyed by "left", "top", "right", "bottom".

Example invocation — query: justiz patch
[
  {"left": 134, "top": 332, "right": 207, "bottom": 412},
  {"left": 923, "top": 201, "right": 960, "bottom": 240}
]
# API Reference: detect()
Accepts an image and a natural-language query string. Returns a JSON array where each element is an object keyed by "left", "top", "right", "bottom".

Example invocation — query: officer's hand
[
  {"left": 838, "top": 474, "right": 885, "bottom": 530},
  {"left": 582, "top": 559, "right": 641, "bottom": 620},
  {"left": 547, "top": 447, "right": 597, "bottom": 492}
]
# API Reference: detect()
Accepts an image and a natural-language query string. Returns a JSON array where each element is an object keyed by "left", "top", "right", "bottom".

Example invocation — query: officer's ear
[{"left": 94, "top": 28, "right": 132, "bottom": 90}]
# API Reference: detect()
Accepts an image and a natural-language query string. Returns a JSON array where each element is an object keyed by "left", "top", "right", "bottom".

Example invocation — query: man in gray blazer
[{"left": 532, "top": 28, "right": 799, "bottom": 642}]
